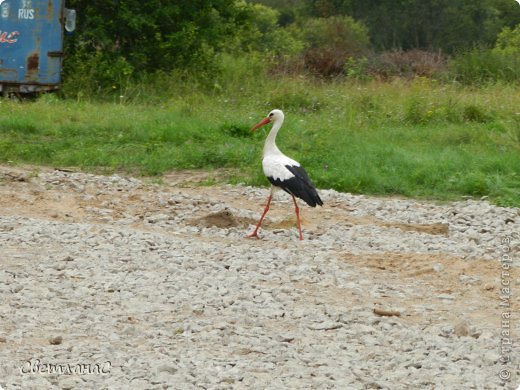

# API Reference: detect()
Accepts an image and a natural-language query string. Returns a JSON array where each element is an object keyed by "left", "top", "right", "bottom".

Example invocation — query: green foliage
[
  {"left": 448, "top": 24, "right": 520, "bottom": 84},
  {"left": 494, "top": 24, "right": 520, "bottom": 53},
  {"left": 219, "top": 123, "right": 253, "bottom": 138},
  {"left": 296, "top": 15, "right": 369, "bottom": 52},
  {"left": 291, "top": 15, "right": 370, "bottom": 76},
  {"left": 303, "top": 0, "right": 519, "bottom": 53},
  {"left": 404, "top": 97, "right": 430, "bottom": 125},
  {"left": 344, "top": 57, "right": 370, "bottom": 81},
  {"left": 61, "top": 49, "right": 135, "bottom": 98},
  {"left": 462, "top": 104, "right": 492, "bottom": 123},
  {"left": 59, "top": 0, "right": 520, "bottom": 92},
  {"left": 448, "top": 49, "right": 519, "bottom": 84},
  {"left": 63, "top": 0, "right": 251, "bottom": 91},
  {"left": 233, "top": 3, "right": 304, "bottom": 55},
  {"left": 212, "top": 53, "right": 269, "bottom": 93}
]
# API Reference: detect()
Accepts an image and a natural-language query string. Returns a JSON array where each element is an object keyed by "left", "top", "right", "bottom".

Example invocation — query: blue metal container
[{"left": 0, "top": 0, "right": 68, "bottom": 95}]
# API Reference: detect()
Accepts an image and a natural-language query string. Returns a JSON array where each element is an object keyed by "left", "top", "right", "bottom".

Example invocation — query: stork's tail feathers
[
  {"left": 306, "top": 188, "right": 323, "bottom": 207},
  {"left": 295, "top": 183, "right": 322, "bottom": 207},
  {"left": 268, "top": 164, "right": 323, "bottom": 208}
]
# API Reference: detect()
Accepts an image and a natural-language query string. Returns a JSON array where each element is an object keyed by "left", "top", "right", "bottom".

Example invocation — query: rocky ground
[{"left": 0, "top": 164, "right": 518, "bottom": 389}]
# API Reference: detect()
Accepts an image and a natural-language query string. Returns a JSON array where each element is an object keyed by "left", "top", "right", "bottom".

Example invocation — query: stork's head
[{"left": 251, "top": 109, "right": 285, "bottom": 132}]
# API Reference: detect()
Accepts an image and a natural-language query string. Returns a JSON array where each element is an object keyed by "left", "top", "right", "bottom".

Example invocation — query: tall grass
[
  {"left": 448, "top": 48, "right": 520, "bottom": 85},
  {"left": 1, "top": 69, "right": 519, "bottom": 207}
]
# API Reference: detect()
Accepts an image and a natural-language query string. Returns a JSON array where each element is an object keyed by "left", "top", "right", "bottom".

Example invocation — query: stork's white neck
[{"left": 263, "top": 119, "right": 284, "bottom": 158}]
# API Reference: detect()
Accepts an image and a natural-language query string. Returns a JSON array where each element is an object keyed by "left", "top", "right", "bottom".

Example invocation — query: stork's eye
[{"left": 269, "top": 113, "right": 274, "bottom": 117}]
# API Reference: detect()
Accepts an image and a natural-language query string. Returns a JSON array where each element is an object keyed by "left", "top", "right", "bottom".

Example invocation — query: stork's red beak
[{"left": 251, "top": 117, "right": 271, "bottom": 132}]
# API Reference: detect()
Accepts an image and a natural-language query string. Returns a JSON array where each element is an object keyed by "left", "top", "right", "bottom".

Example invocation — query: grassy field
[{"left": 0, "top": 77, "right": 519, "bottom": 207}]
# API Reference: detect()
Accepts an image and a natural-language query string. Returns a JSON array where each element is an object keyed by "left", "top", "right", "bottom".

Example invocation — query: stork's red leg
[
  {"left": 291, "top": 194, "right": 303, "bottom": 241},
  {"left": 246, "top": 193, "right": 273, "bottom": 239}
]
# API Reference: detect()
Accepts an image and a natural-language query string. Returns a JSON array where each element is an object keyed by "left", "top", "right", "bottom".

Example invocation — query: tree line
[
  {"left": 63, "top": 0, "right": 520, "bottom": 90},
  {"left": 266, "top": 0, "right": 520, "bottom": 52}
]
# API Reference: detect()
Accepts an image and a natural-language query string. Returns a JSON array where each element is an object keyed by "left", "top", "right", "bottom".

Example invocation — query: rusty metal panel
[{"left": 0, "top": 0, "right": 64, "bottom": 90}]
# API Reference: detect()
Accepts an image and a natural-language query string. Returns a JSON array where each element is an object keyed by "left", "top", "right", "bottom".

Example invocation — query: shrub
[
  {"left": 294, "top": 16, "right": 370, "bottom": 77},
  {"left": 213, "top": 53, "right": 269, "bottom": 93},
  {"left": 462, "top": 104, "right": 492, "bottom": 123},
  {"left": 62, "top": 49, "right": 135, "bottom": 98},
  {"left": 495, "top": 24, "right": 520, "bottom": 53},
  {"left": 219, "top": 123, "right": 251, "bottom": 138},
  {"left": 344, "top": 57, "right": 371, "bottom": 81},
  {"left": 404, "top": 97, "right": 429, "bottom": 125},
  {"left": 233, "top": 3, "right": 304, "bottom": 56},
  {"left": 369, "top": 50, "right": 447, "bottom": 80}
]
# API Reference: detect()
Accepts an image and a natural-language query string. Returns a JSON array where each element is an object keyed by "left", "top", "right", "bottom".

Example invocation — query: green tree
[
  {"left": 65, "top": 0, "right": 251, "bottom": 74},
  {"left": 495, "top": 23, "right": 520, "bottom": 53},
  {"left": 296, "top": 0, "right": 520, "bottom": 53},
  {"left": 232, "top": 3, "right": 304, "bottom": 55}
]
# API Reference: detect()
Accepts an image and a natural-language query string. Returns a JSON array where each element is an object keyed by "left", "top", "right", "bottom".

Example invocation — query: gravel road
[{"left": 0, "top": 165, "right": 518, "bottom": 389}]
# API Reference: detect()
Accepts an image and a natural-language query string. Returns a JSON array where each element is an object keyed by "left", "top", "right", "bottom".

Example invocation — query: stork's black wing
[{"left": 268, "top": 165, "right": 323, "bottom": 207}]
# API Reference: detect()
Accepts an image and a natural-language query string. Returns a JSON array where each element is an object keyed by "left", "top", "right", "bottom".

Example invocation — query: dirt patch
[
  {"left": 189, "top": 209, "right": 256, "bottom": 229},
  {"left": 383, "top": 222, "right": 449, "bottom": 235},
  {"left": 343, "top": 252, "right": 518, "bottom": 329},
  {"left": 162, "top": 168, "right": 241, "bottom": 186}
]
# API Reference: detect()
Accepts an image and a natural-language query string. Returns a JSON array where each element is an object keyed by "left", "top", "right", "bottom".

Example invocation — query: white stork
[{"left": 247, "top": 109, "right": 323, "bottom": 240}]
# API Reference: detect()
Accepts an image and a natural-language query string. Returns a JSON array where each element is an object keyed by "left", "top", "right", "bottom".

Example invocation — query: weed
[
  {"left": 404, "top": 97, "right": 429, "bottom": 125},
  {"left": 219, "top": 124, "right": 253, "bottom": 138},
  {"left": 462, "top": 104, "right": 492, "bottom": 123}
]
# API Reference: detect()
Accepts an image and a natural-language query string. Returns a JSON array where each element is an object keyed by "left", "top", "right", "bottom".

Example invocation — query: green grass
[{"left": 0, "top": 77, "right": 519, "bottom": 207}]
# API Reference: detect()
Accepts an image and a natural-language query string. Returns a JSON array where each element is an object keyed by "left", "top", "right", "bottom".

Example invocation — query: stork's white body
[{"left": 262, "top": 154, "right": 300, "bottom": 182}]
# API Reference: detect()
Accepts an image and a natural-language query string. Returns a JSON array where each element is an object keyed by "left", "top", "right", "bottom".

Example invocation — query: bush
[
  {"left": 62, "top": 49, "right": 135, "bottom": 98},
  {"left": 233, "top": 3, "right": 304, "bottom": 56},
  {"left": 344, "top": 57, "right": 370, "bottom": 81},
  {"left": 368, "top": 50, "right": 447, "bottom": 80},
  {"left": 462, "top": 104, "right": 492, "bottom": 123},
  {"left": 294, "top": 16, "right": 370, "bottom": 77},
  {"left": 495, "top": 24, "right": 520, "bottom": 53},
  {"left": 212, "top": 53, "right": 269, "bottom": 93}
]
